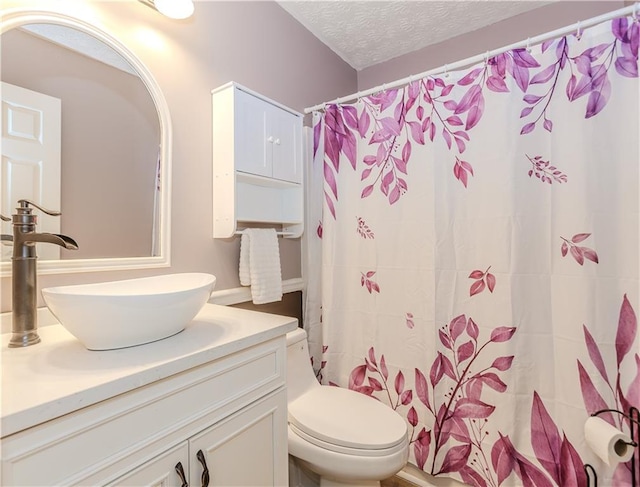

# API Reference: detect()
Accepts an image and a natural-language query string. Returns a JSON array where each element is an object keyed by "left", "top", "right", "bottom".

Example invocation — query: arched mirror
[{"left": 0, "top": 8, "right": 172, "bottom": 276}]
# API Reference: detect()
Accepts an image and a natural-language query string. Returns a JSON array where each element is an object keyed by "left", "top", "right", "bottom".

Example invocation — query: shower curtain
[{"left": 309, "top": 15, "right": 639, "bottom": 487}]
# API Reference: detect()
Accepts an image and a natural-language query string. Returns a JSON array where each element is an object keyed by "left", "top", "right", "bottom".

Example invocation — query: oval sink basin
[{"left": 42, "top": 273, "right": 216, "bottom": 350}]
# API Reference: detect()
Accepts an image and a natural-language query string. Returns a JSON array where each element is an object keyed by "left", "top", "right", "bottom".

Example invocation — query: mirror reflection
[{"left": 1, "top": 23, "right": 161, "bottom": 262}]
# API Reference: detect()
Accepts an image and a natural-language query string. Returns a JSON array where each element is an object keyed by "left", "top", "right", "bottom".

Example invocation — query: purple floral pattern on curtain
[
  {"left": 313, "top": 16, "right": 639, "bottom": 487},
  {"left": 315, "top": 17, "right": 639, "bottom": 211}
]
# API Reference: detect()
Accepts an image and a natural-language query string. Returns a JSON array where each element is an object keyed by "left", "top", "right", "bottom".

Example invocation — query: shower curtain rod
[{"left": 304, "top": 3, "right": 638, "bottom": 114}]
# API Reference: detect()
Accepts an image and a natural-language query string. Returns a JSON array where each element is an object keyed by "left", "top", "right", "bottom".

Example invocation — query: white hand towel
[
  {"left": 238, "top": 228, "right": 283, "bottom": 304},
  {"left": 239, "top": 232, "right": 251, "bottom": 286}
]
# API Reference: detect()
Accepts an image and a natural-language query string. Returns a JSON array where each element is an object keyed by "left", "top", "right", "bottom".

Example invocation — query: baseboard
[{"left": 208, "top": 277, "right": 304, "bottom": 305}]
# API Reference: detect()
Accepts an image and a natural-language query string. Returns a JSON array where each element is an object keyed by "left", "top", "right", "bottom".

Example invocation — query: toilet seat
[
  {"left": 288, "top": 386, "right": 407, "bottom": 457},
  {"left": 289, "top": 423, "right": 407, "bottom": 457}
]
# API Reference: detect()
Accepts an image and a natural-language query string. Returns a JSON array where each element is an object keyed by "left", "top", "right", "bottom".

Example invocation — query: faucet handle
[
  {"left": 1, "top": 214, "right": 11, "bottom": 241},
  {"left": 17, "top": 199, "right": 62, "bottom": 217}
]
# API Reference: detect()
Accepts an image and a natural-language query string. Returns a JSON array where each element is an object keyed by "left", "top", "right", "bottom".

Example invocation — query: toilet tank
[{"left": 286, "top": 328, "right": 321, "bottom": 401}]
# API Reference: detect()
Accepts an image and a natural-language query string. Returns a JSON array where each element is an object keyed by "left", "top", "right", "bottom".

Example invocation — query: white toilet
[{"left": 286, "top": 328, "right": 409, "bottom": 487}]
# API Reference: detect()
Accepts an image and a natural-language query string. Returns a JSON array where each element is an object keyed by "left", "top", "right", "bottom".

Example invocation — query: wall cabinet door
[
  {"left": 271, "top": 105, "right": 302, "bottom": 183},
  {"left": 235, "top": 88, "right": 270, "bottom": 179},
  {"left": 189, "top": 390, "right": 288, "bottom": 487}
]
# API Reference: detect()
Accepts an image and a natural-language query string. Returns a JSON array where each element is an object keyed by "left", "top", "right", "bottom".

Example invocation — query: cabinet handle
[
  {"left": 175, "top": 462, "right": 188, "bottom": 487},
  {"left": 196, "top": 449, "right": 210, "bottom": 487}
]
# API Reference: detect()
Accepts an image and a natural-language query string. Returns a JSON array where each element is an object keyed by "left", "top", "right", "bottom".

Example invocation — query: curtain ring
[
  {"left": 484, "top": 51, "right": 490, "bottom": 65},
  {"left": 444, "top": 64, "right": 449, "bottom": 78},
  {"left": 526, "top": 38, "right": 532, "bottom": 53},
  {"left": 576, "top": 20, "right": 582, "bottom": 40}
]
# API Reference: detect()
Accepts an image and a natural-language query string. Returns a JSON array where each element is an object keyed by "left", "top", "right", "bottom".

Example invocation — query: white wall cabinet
[
  {"left": 212, "top": 82, "right": 304, "bottom": 238},
  {"left": 1, "top": 336, "right": 289, "bottom": 486}
]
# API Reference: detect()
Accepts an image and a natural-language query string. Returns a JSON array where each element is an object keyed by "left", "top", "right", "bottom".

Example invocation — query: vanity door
[
  {"left": 189, "top": 389, "right": 288, "bottom": 487},
  {"left": 108, "top": 443, "right": 189, "bottom": 487}
]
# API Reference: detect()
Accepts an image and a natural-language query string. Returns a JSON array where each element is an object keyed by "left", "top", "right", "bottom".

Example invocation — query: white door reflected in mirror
[{"left": 1, "top": 82, "right": 62, "bottom": 261}]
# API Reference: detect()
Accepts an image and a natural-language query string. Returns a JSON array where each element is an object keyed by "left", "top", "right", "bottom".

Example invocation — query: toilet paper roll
[{"left": 584, "top": 416, "right": 635, "bottom": 466}]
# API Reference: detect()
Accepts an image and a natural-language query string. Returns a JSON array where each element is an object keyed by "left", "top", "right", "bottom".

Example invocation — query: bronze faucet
[{"left": 1, "top": 199, "right": 78, "bottom": 347}]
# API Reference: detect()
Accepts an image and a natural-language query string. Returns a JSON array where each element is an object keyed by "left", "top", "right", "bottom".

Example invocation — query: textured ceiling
[{"left": 277, "top": 1, "right": 555, "bottom": 70}]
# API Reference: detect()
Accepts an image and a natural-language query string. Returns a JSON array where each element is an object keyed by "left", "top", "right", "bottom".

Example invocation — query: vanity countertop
[{"left": 1, "top": 304, "right": 297, "bottom": 438}]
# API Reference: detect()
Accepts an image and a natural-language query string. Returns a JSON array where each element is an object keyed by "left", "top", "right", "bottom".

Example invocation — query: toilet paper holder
[{"left": 584, "top": 406, "right": 639, "bottom": 487}]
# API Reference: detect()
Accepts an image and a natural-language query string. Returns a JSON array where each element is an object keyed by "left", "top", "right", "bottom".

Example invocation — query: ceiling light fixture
[{"left": 139, "top": 0, "right": 194, "bottom": 20}]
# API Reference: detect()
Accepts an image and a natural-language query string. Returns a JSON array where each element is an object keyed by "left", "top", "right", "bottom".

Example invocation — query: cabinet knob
[
  {"left": 196, "top": 449, "right": 210, "bottom": 487},
  {"left": 267, "top": 136, "right": 274, "bottom": 143},
  {"left": 274, "top": 138, "right": 281, "bottom": 145},
  {"left": 175, "top": 462, "right": 188, "bottom": 487}
]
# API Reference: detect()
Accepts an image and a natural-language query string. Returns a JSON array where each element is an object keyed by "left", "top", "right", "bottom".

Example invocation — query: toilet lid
[{"left": 288, "top": 386, "right": 407, "bottom": 450}]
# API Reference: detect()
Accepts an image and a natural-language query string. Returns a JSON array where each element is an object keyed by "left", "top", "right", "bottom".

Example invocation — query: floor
[
  {"left": 381, "top": 476, "right": 420, "bottom": 487},
  {"left": 289, "top": 456, "right": 423, "bottom": 487}
]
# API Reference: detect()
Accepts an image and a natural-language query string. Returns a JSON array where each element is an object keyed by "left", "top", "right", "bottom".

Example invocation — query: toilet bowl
[{"left": 286, "top": 328, "right": 409, "bottom": 487}]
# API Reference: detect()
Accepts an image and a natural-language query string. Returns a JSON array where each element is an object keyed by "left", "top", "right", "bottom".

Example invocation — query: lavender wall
[
  {"left": 358, "top": 1, "right": 627, "bottom": 91},
  {"left": 0, "top": 0, "right": 355, "bottom": 312}
]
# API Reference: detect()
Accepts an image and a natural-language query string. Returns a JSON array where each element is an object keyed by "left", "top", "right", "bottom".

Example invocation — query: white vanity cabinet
[
  {"left": 112, "top": 389, "right": 287, "bottom": 487},
  {"left": 1, "top": 304, "right": 296, "bottom": 487},
  {"left": 212, "top": 82, "right": 304, "bottom": 238}
]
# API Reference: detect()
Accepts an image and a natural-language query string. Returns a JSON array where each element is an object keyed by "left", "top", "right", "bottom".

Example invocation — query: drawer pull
[
  {"left": 196, "top": 449, "right": 210, "bottom": 487},
  {"left": 175, "top": 462, "right": 188, "bottom": 487}
]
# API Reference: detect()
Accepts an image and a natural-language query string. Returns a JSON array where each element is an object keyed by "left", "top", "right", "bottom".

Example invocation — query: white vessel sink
[{"left": 42, "top": 273, "right": 216, "bottom": 350}]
